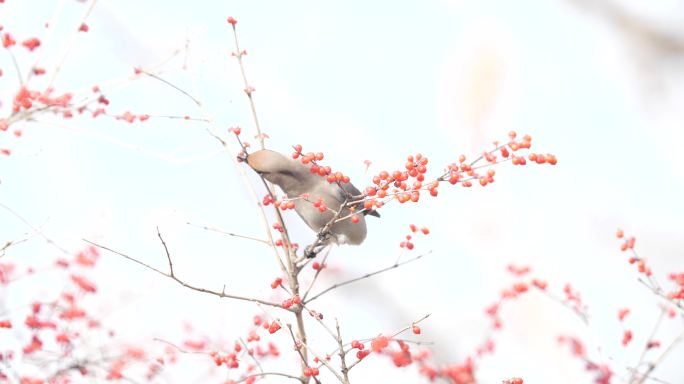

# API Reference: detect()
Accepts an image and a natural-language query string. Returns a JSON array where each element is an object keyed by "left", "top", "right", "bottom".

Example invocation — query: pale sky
[{"left": 1, "top": 0, "right": 683, "bottom": 383}]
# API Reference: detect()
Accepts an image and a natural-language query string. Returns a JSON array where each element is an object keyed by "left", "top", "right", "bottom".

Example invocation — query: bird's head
[{"left": 246, "top": 149, "right": 306, "bottom": 189}]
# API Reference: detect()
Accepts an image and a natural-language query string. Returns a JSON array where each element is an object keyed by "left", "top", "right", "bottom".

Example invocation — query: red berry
[
  {"left": 617, "top": 308, "right": 630, "bottom": 321},
  {"left": 371, "top": 335, "right": 390, "bottom": 352},
  {"left": 622, "top": 330, "right": 633, "bottom": 346},
  {"left": 268, "top": 321, "right": 281, "bottom": 334},
  {"left": 22, "top": 37, "right": 41, "bottom": 51}
]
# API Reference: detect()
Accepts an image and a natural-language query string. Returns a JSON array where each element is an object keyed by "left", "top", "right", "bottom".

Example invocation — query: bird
[{"left": 245, "top": 149, "right": 379, "bottom": 254}]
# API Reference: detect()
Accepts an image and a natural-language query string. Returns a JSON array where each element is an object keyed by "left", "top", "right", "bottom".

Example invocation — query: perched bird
[{"left": 245, "top": 149, "right": 379, "bottom": 250}]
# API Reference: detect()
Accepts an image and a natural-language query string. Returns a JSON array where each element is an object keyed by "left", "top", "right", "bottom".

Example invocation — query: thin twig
[
  {"left": 0, "top": 202, "right": 70, "bottom": 255},
  {"left": 285, "top": 324, "right": 321, "bottom": 384},
  {"left": 153, "top": 338, "right": 210, "bottom": 356},
  {"left": 156, "top": 226, "right": 174, "bottom": 276},
  {"left": 321, "top": 314, "right": 433, "bottom": 370},
  {"left": 536, "top": 288, "right": 590, "bottom": 324},
  {"left": 83, "top": 237, "right": 282, "bottom": 309},
  {"left": 0, "top": 228, "right": 41, "bottom": 257},
  {"left": 45, "top": 0, "right": 99, "bottom": 87},
  {"left": 143, "top": 71, "right": 202, "bottom": 106},
  {"left": 229, "top": 23, "right": 265, "bottom": 150},
  {"left": 637, "top": 279, "right": 684, "bottom": 313},
  {"left": 345, "top": 314, "right": 431, "bottom": 372},
  {"left": 8, "top": 49, "right": 24, "bottom": 85},
  {"left": 236, "top": 372, "right": 304, "bottom": 384},
  {"left": 335, "top": 318, "right": 351, "bottom": 384},
  {"left": 305, "top": 252, "right": 430, "bottom": 304},
  {"left": 390, "top": 313, "right": 431, "bottom": 338},
  {"left": 299, "top": 340, "right": 345, "bottom": 384},
  {"left": 301, "top": 247, "right": 332, "bottom": 301},
  {"left": 633, "top": 330, "right": 684, "bottom": 384},
  {"left": 187, "top": 222, "right": 271, "bottom": 245},
  {"left": 238, "top": 337, "right": 270, "bottom": 383},
  {"left": 630, "top": 307, "right": 666, "bottom": 383},
  {"left": 300, "top": 198, "right": 349, "bottom": 260}
]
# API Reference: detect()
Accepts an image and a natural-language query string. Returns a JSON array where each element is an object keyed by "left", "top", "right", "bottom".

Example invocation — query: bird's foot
[
  {"left": 317, "top": 230, "right": 332, "bottom": 242},
  {"left": 303, "top": 230, "right": 332, "bottom": 258},
  {"left": 304, "top": 242, "right": 327, "bottom": 259}
]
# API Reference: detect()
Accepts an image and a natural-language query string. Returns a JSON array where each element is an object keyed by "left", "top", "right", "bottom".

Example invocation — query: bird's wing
[{"left": 334, "top": 181, "right": 380, "bottom": 218}]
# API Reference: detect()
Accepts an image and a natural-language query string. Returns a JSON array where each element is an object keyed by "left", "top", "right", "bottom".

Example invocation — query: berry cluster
[
  {"left": 0, "top": 245, "right": 170, "bottom": 382},
  {"left": 292, "top": 145, "right": 351, "bottom": 185},
  {"left": 400, "top": 224, "right": 430, "bottom": 250},
  {"left": 617, "top": 229, "right": 651, "bottom": 276},
  {"left": 557, "top": 336, "right": 613, "bottom": 384}
]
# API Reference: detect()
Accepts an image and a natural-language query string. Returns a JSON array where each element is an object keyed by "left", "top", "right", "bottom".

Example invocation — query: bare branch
[
  {"left": 1, "top": 228, "right": 41, "bottom": 257},
  {"left": 153, "top": 338, "right": 210, "bottom": 356},
  {"left": 637, "top": 279, "right": 684, "bottom": 314},
  {"left": 630, "top": 307, "right": 667, "bottom": 383},
  {"left": 285, "top": 324, "right": 321, "bottom": 384},
  {"left": 632, "top": 329, "right": 684, "bottom": 384},
  {"left": 236, "top": 372, "right": 304, "bottom": 384},
  {"left": 335, "top": 319, "right": 351, "bottom": 384},
  {"left": 238, "top": 337, "right": 270, "bottom": 382},
  {"left": 299, "top": 339, "right": 345, "bottom": 384},
  {"left": 7, "top": 49, "right": 24, "bottom": 85},
  {"left": 535, "top": 288, "right": 590, "bottom": 324},
  {"left": 143, "top": 71, "right": 202, "bottom": 106},
  {"left": 305, "top": 252, "right": 430, "bottom": 304},
  {"left": 345, "top": 313, "right": 431, "bottom": 372},
  {"left": 187, "top": 222, "right": 271, "bottom": 245},
  {"left": 389, "top": 313, "right": 431, "bottom": 339},
  {"left": 156, "top": 227, "right": 174, "bottom": 277},
  {"left": 0, "top": 202, "right": 71, "bottom": 256},
  {"left": 300, "top": 198, "right": 350, "bottom": 260},
  {"left": 228, "top": 23, "right": 265, "bottom": 150},
  {"left": 83, "top": 238, "right": 282, "bottom": 309},
  {"left": 45, "top": 0, "right": 99, "bottom": 87},
  {"left": 301, "top": 247, "right": 332, "bottom": 301}
]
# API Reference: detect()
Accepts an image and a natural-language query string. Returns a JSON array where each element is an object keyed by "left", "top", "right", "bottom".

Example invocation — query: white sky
[{"left": 1, "top": 0, "right": 684, "bottom": 383}]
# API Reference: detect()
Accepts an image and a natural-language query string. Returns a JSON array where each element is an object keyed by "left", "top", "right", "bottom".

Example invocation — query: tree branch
[
  {"left": 305, "top": 252, "right": 429, "bottom": 304},
  {"left": 187, "top": 222, "right": 271, "bottom": 245},
  {"left": 335, "top": 318, "right": 351, "bottom": 384},
  {"left": 345, "top": 313, "right": 431, "bottom": 372},
  {"left": 236, "top": 372, "right": 304, "bottom": 384},
  {"left": 285, "top": 324, "right": 321, "bottom": 384},
  {"left": 83, "top": 236, "right": 282, "bottom": 309}
]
